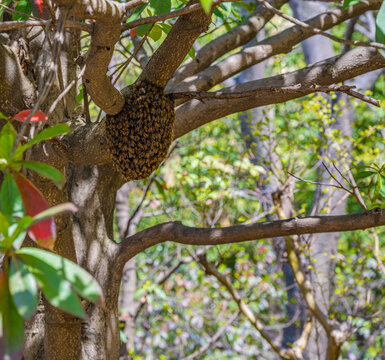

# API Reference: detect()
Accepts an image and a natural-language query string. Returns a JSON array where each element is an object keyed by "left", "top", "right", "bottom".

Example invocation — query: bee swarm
[{"left": 105, "top": 81, "right": 175, "bottom": 180}]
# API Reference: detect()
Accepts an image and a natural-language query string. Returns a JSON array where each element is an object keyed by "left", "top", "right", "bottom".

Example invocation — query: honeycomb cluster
[{"left": 105, "top": 81, "right": 175, "bottom": 180}]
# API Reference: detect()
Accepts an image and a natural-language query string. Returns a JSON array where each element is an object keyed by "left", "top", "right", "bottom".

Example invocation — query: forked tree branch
[
  {"left": 169, "top": 0, "right": 382, "bottom": 94},
  {"left": 63, "top": 46, "right": 385, "bottom": 166},
  {"left": 136, "top": 0, "right": 212, "bottom": 87},
  {"left": 173, "top": 46, "right": 385, "bottom": 138},
  {"left": 171, "top": 84, "right": 380, "bottom": 107},
  {"left": 255, "top": 0, "right": 385, "bottom": 51},
  {"left": 167, "top": 0, "right": 289, "bottom": 87}
]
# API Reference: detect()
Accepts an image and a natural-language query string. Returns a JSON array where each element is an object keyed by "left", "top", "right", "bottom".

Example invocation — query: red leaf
[
  {"left": 130, "top": 29, "right": 137, "bottom": 37},
  {"left": 31, "top": 0, "right": 50, "bottom": 19},
  {"left": 13, "top": 110, "right": 48, "bottom": 123},
  {"left": 13, "top": 173, "right": 55, "bottom": 250}
]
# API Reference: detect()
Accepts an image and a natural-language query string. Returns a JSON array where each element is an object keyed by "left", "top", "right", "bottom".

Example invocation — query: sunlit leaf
[
  {"left": 9, "top": 257, "right": 38, "bottom": 320},
  {"left": 0, "top": 121, "right": 16, "bottom": 160},
  {"left": 149, "top": 24, "right": 163, "bottom": 42},
  {"left": 342, "top": 0, "right": 360, "bottom": 10},
  {"left": 200, "top": 0, "right": 213, "bottom": 14},
  {"left": 17, "top": 247, "right": 103, "bottom": 305},
  {"left": 15, "top": 251, "right": 85, "bottom": 318},
  {"left": 13, "top": 123, "right": 70, "bottom": 160}
]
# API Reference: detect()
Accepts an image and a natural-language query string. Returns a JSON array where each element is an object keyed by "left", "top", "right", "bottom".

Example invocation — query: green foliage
[
  {"left": 12, "top": 0, "right": 31, "bottom": 21},
  {"left": 150, "top": 0, "right": 171, "bottom": 15},
  {"left": 0, "top": 119, "right": 102, "bottom": 356},
  {"left": 200, "top": 0, "right": 213, "bottom": 14}
]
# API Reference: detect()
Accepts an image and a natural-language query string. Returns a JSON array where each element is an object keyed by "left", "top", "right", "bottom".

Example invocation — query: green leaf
[
  {"left": 342, "top": 0, "right": 360, "bottom": 10},
  {"left": 355, "top": 170, "right": 376, "bottom": 179},
  {"left": 16, "top": 248, "right": 103, "bottom": 304},
  {"left": 15, "top": 250, "right": 85, "bottom": 318},
  {"left": 200, "top": 0, "right": 213, "bottom": 14},
  {"left": 188, "top": 46, "right": 196, "bottom": 60},
  {"left": 16, "top": 161, "right": 65, "bottom": 189},
  {"left": 76, "top": 85, "right": 84, "bottom": 104},
  {"left": 126, "top": 3, "right": 147, "bottom": 22},
  {"left": 0, "top": 270, "right": 24, "bottom": 357},
  {"left": 13, "top": 123, "right": 70, "bottom": 160},
  {"left": 9, "top": 257, "right": 38, "bottom": 320},
  {"left": 376, "top": 0, "right": 385, "bottom": 57},
  {"left": 149, "top": 24, "right": 163, "bottom": 42},
  {"left": 0, "top": 212, "right": 9, "bottom": 236},
  {"left": 0, "top": 173, "right": 25, "bottom": 222},
  {"left": 2, "top": 217, "right": 33, "bottom": 250},
  {"left": 136, "top": 23, "right": 152, "bottom": 37},
  {"left": 12, "top": 0, "right": 31, "bottom": 20},
  {"left": 0, "top": 0, "right": 12, "bottom": 20},
  {"left": 372, "top": 174, "right": 382, "bottom": 203},
  {"left": 158, "top": 23, "right": 172, "bottom": 35},
  {"left": 0, "top": 121, "right": 16, "bottom": 160},
  {"left": 149, "top": 0, "right": 171, "bottom": 15}
]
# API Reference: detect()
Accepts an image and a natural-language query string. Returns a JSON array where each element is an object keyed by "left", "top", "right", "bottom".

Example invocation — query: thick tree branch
[
  {"left": 171, "top": 84, "right": 380, "bottom": 107},
  {"left": 63, "top": 46, "right": 385, "bottom": 166},
  {"left": 136, "top": 0, "right": 212, "bottom": 87},
  {"left": 0, "top": 44, "right": 36, "bottom": 115},
  {"left": 118, "top": 208, "right": 385, "bottom": 264},
  {"left": 167, "top": 0, "right": 289, "bottom": 88},
  {"left": 170, "top": 0, "right": 382, "bottom": 94},
  {"left": 173, "top": 46, "right": 385, "bottom": 138},
  {"left": 53, "top": 0, "right": 146, "bottom": 21}
]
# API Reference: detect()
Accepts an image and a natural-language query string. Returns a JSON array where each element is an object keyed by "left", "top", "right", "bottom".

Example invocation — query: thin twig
[
  {"left": 182, "top": 311, "right": 240, "bottom": 360},
  {"left": 255, "top": 0, "right": 385, "bottom": 51},
  {"left": 288, "top": 172, "right": 344, "bottom": 190},
  {"left": 198, "top": 254, "right": 291, "bottom": 359},
  {"left": 0, "top": 3, "right": 41, "bottom": 21},
  {"left": 11, "top": 8, "right": 69, "bottom": 154},
  {"left": 122, "top": 0, "right": 239, "bottom": 30}
]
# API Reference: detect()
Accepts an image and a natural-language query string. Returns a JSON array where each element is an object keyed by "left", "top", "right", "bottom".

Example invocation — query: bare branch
[
  {"left": 171, "top": 84, "right": 380, "bottom": 107},
  {"left": 64, "top": 46, "right": 385, "bottom": 166},
  {"left": 255, "top": 0, "right": 385, "bottom": 51},
  {"left": 174, "top": 46, "right": 385, "bottom": 139},
  {"left": 118, "top": 208, "right": 385, "bottom": 265},
  {"left": 168, "top": 0, "right": 289, "bottom": 87},
  {"left": 0, "top": 20, "right": 91, "bottom": 32},
  {"left": 170, "top": 0, "right": 382, "bottom": 94}
]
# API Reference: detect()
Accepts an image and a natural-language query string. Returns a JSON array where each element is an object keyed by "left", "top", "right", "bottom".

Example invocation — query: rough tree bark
[{"left": 0, "top": 0, "right": 384, "bottom": 359}]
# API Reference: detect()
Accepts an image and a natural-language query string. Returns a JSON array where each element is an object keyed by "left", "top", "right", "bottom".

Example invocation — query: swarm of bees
[{"left": 105, "top": 81, "right": 175, "bottom": 180}]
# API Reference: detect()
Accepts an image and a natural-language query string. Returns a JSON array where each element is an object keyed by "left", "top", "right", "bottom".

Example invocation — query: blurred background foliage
[{"left": 76, "top": 0, "right": 385, "bottom": 358}]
